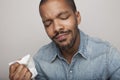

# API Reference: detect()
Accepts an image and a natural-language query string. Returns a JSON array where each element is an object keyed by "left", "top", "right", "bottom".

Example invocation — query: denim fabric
[{"left": 33, "top": 30, "right": 120, "bottom": 80}]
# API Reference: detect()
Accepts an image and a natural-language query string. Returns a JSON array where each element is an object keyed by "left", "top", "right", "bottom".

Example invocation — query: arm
[
  {"left": 108, "top": 47, "right": 120, "bottom": 80},
  {"left": 33, "top": 57, "right": 48, "bottom": 80}
]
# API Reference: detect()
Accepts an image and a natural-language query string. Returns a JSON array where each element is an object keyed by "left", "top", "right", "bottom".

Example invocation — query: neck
[{"left": 60, "top": 30, "right": 80, "bottom": 64}]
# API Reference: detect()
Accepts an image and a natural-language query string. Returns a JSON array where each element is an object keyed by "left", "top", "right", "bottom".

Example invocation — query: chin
[
  {"left": 58, "top": 42, "right": 72, "bottom": 50},
  {"left": 54, "top": 38, "right": 73, "bottom": 49}
]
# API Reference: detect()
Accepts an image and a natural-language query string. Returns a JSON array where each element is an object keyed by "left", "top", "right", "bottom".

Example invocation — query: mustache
[{"left": 52, "top": 30, "right": 71, "bottom": 39}]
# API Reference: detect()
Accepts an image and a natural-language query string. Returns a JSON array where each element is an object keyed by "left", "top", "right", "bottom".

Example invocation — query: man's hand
[{"left": 9, "top": 62, "right": 32, "bottom": 80}]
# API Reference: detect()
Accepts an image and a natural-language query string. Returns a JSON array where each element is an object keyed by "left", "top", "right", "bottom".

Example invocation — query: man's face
[{"left": 40, "top": 0, "right": 81, "bottom": 49}]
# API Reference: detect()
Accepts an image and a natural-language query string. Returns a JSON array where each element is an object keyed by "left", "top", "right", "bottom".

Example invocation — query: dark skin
[
  {"left": 9, "top": 0, "right": 81, "bottom": 79},
  {"left": 9, "top": 62, "right": 32, "bottom": 80},
  {"left": 60, "top": 30, "right": 80, "bottom": 63},
  {"left": 40, "top": 0, "right": 81, "bottom": 64}
]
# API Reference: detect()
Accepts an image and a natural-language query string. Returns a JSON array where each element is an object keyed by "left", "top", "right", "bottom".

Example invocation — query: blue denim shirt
[{"left": 33, "top": 30, "right": 120, "bottom": 80}]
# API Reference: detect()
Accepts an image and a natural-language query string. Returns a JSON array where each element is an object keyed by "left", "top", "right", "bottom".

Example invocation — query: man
[{"left": 9, "top": 0, "right": 120, "bottom": 80}]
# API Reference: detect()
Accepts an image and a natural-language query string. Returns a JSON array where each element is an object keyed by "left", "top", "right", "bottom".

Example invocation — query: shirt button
[{"left": 70, "top": 70, "right": 72, "bottom": 73}]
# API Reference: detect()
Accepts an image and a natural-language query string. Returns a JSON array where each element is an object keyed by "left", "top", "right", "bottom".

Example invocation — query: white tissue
[{"left": 9, "top": 54, "right": 38, "bottom": 79}]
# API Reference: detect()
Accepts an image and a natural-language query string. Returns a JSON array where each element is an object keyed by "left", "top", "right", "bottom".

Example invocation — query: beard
[
  {"left": 52, "top": 29, "right": 79, "bottom": 51},
  {"left": 60, "top": 36, "right": 76, "bottom": 50}
]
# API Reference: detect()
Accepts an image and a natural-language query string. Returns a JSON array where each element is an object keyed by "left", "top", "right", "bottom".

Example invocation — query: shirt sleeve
[
  {"left": 33, "top": 56, "right": 48, "bottom": 80},
  {"left": 108, "top": 46, "right": 120, "bottom": 80}
]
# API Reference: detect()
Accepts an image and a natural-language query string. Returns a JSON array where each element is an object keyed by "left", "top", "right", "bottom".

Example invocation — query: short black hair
[{"left": 39, "top": 0, "right": 77, "bottom": 12}]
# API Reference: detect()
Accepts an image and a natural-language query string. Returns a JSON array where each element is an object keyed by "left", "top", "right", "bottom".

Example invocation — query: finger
[
  {"left": 19, "top": 67, "right": 29, "bottom": 80},
  {"left": 9, "top": 62, "right": 19, "bottom": 74},
  {"left": 15, "top": 64, "right": 25, "bottom": 74},
  {"left": 9, "top": 62, "right": 20, "bottom": 79},
  {"left": 12, "top": 64, "right": 24, "bottom": 80},
  {"left": 24, "top": 71, "right": 32, "bottom": 80}
]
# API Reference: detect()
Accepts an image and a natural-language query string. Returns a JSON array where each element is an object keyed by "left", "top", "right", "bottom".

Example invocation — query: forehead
[
  {"left": 39, "top": 0, "right": 73, "bottom": 19},
  {"left": 40, "top": 0, "right": 70, "bottom": 8}
]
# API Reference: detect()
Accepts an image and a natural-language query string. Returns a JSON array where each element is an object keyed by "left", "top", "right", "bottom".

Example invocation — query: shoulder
[
  {"left": 87, "top": 36, "right": 110, "bottom": 49},
  {"left": 33, "top": 42, "right": 57, "bottom": 62},
  {"left": 87, "top": 35, "right": 111, "bottom": 49},
  {"left": 80, "top": 31, "right": 111, "bottom": 55},
  {"left": 86, "top": 35, "right": 114, "bottom": 58}
]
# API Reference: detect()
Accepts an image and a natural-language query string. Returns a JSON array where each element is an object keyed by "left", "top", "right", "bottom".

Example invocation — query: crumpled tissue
[{"left": 9, "top": 54, "right": 38, "bottom": 79}]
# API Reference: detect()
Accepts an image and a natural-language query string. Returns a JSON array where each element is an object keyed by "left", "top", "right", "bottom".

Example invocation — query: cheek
[
  {"left": 62, "top": 17, "right": 77, "bottom": 30},
  {"left": 45, "top": 28, "right": 54, "bottom": 38},
  {"left": 63, "top": 19, "right": 74, "bottom": 26}
]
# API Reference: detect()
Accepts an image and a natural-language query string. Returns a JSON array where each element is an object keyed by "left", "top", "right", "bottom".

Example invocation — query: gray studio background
[{"left": 0, "top": 0, "right": 120, "bottom": 80}]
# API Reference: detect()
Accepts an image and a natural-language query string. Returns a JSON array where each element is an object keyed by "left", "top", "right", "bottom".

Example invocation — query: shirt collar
[
  {"left": 78, "top": 30, "right": 88, "bottom": 59},
  {"left": 49, "top": 29, "right": 89, "bottom": 63},
  {"left": 47, "top": 42, "right": 61, "bottom": 63}
]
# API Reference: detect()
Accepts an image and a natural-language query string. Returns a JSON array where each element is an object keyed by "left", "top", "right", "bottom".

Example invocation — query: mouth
[
  {"left": 55, "top": 33, "right": 68, "bottom": 42},
  {"left": 52, "top": 30, "right": 71, "bottom": 42}
]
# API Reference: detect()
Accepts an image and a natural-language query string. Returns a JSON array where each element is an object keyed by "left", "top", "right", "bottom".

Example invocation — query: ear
[{"left": 75, "top": 11, "right": 81, "bottom": 25}]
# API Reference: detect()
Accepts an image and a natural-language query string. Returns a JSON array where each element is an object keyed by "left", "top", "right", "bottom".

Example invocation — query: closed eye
[
  {"left": 43, "top": 20, "right": 53, "bottom": 27},
  {"left": 59, "top": 14, "right": 70, "bottom": 20},
  {"left": 57, "top": 11, "right": 71, "bottom": 20}
]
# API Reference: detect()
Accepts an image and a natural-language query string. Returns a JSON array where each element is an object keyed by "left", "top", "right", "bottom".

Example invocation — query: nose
[{"left": 53, "top": 19, "right": 64, "bottom": 32}]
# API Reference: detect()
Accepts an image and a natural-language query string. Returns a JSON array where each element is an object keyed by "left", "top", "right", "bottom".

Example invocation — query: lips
[
  {"left": 52, "top": 30, "right": 71, "bottom": 42},
  {"left": 55, "top": 33, "right": 68, "bottom": 42}
]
